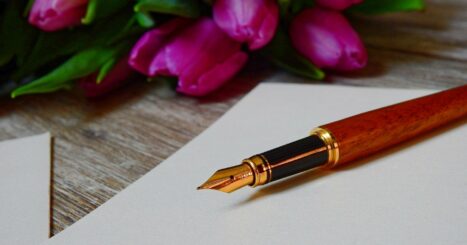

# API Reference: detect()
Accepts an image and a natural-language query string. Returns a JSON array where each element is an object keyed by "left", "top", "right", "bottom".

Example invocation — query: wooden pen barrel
[{"left": 321, "top": 84, "right": 467, "bottom": 166}]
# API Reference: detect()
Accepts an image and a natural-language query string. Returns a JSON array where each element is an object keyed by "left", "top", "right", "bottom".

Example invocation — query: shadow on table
[{"left": 0, "top": 77, "right": 152, "bottom": 119}]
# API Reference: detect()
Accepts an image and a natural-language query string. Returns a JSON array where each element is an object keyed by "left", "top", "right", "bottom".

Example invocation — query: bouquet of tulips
[{"left": 0, "top": 0, "right": 424, "bottom": 98}]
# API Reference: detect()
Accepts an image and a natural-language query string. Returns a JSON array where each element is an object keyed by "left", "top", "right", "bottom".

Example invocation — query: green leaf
[
  {"left": 11, "top": 46, "right": 119, "bottom": 97},
  {"left": 260, "top": 27, "right": 324, "bottom": 80},
  {"left": 0, "top": 0, "right": 38, "bottom": 66},
  {"left": 350, "top": 0, "right": 425, "bottom": 14},
  {"left": 23, "top": 0, "right": 35, "bottom": 16},
  {"left": 12, "top": 8, "right": 137, "bottom": 81},
  {"left": 81, "top": 0, "right": 98, "bottom": 24},
  {"left": 106, "top": 15, "right": 145, "bottom": 45},
  {"left": 82, "top": 0, "right": 129, "bottom": 24},
  {"left": 96, "top": 57, "right": 117, "bottom": 83},
  {"left": 135, "top": 12, "right": 156, "bottom": 28},
  {"left": 134, "top": 0, "right": 202, "bottom": 18}
]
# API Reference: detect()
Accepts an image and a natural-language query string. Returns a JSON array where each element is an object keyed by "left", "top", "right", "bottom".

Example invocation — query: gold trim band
[
  {"left": 310, "top": 127, "right": 340, "bottom": 168},
  {"left": 242, "top": 155, "right": 271, "bottom": 187}
]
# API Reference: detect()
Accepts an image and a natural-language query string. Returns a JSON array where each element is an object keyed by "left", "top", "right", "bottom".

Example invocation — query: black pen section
[{"left": 261, "top": 135, "right": 328, "bottom": 182}]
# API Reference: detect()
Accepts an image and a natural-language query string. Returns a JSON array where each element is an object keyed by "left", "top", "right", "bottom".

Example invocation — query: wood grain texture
[
  {"left": 323, "top": 84, "right": 467, "bottom": 165},
  {"left": 0, "top": 0, "right": 466, "bottom": 236}
]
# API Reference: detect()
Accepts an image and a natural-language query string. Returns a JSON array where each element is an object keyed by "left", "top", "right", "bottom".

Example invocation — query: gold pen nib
[{"left": 197, "top": 163, "right": 254, "bottom": 193}]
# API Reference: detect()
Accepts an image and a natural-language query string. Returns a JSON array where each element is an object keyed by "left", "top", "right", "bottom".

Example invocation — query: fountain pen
[{"left": 198, "top": 84, "right": 467, "bottom": 193}]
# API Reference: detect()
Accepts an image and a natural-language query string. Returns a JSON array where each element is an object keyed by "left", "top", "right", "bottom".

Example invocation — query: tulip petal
[
  {"left": 213, "top": 0, "right": 279, "bottom": 50},
  {"left": 129, "top": 18, "right": 189, "bottom": 76},
  {"left": 29, "top": 0, "right": 88, "bottom": 31},
  {"left": 290, "top": 8, "right": 367, "bottom": 71},
  {"left": 150, "top": 18, "right": 242, "bottom": 79},
  {"left": 249, "top": 0, "right": 279, "bottom": 50},
  {"left": 292, "top": 24, "right": 342, "bottom": 68},
  {"left": 166, "top": 19, "right": 242, "bottom": 82},
  {"left": 149, "top": 48, "right": 172, "bottom": 76},
  {"left": 149, "top": 17, "right": 248, "bottom": 96},
  {"left": 178, "top": 52, "right": 248, "bottom": 96}
]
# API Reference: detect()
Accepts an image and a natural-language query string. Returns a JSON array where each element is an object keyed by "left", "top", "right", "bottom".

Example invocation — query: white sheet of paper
[
  {"left": 0, "top": 133, "right": 51, "bottom": 245},
  {"left": 44, "top": 81, "right": 467, "bottom": 245}
]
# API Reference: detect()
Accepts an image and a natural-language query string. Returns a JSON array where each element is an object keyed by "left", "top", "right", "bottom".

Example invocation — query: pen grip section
[
  {"left": 322, "top": 84, "right": 467, "bottom": 165},
  {"left": 261, "top": 135, "right": 328, "bottom": 182}
]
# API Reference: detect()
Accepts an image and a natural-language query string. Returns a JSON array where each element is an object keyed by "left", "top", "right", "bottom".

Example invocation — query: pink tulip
[
  {"left": 79, "top": 56, "right": 134, "bottom": 97},
  {"left": 28, "top": 0, "right": 88, "bottom": 32},
  {"left": 290, "top": 8, "right": 367, "bottom": 71},
  {"left": 213, "top": 0, "right": 279, "bottom": 50},
  {"left": 129, "top": 18, "right": 191, "bottom": 76},
  {"left": 315, "top": 0, "right": 363, "bottom": 10},
  {"left": 130, "top": 18, "right": 248, "bottom": 96}
]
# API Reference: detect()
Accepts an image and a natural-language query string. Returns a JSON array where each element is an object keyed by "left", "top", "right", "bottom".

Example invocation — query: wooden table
[{"left": 0, "top": 0, "right": 466, "bottom": 235}]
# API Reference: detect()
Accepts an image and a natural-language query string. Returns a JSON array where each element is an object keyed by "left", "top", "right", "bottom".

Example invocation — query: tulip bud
[
  {"left": 29, "top": 0, "right": 88, "bottom": 32},
  {"left": 79, "top": 56, "right": 133, "bottom": 97},
  {"left": 213, "top": 0, "right": 279, "bottom": 50},
  {"left": 315, "top": 0, "right": 363, "bottom": 10},
  {"left": 290, "top": 8, "right": 367, "bottom": 71},
  {"left": 130, "top": 18, "right": 248, "bottom": 96}
]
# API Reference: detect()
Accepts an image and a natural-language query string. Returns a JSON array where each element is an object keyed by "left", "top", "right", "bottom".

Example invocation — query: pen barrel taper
[{"left": 321, "top": 84, "right": 467, "bottom": 167}]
